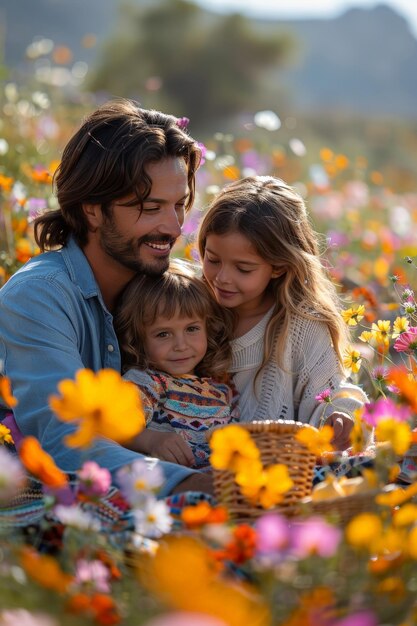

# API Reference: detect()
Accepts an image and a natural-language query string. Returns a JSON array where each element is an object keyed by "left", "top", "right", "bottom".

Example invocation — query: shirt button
[{"left": 107, "top": 344, "right": 114, "bottom": 352}]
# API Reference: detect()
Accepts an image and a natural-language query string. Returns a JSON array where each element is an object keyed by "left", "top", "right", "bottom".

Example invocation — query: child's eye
[
  {"left": 205, "top": 255, "right": 219, "bottom": 265},
  {"left": 238, "top": 268, "right": 252, "bottom": 274},
  {"left": 142, "top": 206, "right": 160, "bottom": 213},
  {"left": 187, "top": 325, "right": 201, "bottom": 333},
  {"left": 155, "top": 331, "right": 169, "bottom": 338}
]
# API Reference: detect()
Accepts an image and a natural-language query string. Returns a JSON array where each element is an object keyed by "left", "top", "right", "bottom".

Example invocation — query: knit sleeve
[
  {"left": 122, "top": 369, "right": 162, "bottom": 426},
  {"left": 292, "top": 317, "right": 368, "bottom": 427}
]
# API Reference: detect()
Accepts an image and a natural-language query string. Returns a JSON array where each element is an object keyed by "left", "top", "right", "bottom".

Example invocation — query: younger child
[
  {"left": 198, "top": 176, "right": 369, "bottom": 451},
  {"left": 114, "top": 260, "right": 239, "bottom": 469}
]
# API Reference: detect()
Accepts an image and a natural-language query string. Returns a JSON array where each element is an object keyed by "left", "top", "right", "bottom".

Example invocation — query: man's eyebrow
[{"left": 143, "top": 193, "right": 190, "bottom": 204}]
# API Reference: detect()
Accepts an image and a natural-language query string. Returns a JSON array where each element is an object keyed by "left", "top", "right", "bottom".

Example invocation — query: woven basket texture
[{"left": 213, "top": 420, "right": 317, "bottom": 521}]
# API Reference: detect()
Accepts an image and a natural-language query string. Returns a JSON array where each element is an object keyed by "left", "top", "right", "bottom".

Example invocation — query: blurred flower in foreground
[
  {"left": 19, "top": 436, "right": 68, "bottom": 488},
  {"left": 235, "top": 463, "right": 293, "bottom": 509},
  {"left": 296, "top": 424, "right": 334, "bottom": 455},
  {"left": 49, "top": 368, "right": 145, "bottom": 448},
  {"left": 0, "top": 610, "right": 58, "bottom": 626},
  {"left": 77, "top": 461, "right": 111, "bottom": 499},
  {"left": 0, "top": 375, "right": 17, "bottom": 408},
  {"left": 144, "top": 613, "right": 227, "bottom": 626},
  {"left": 0, "top": 446, "right": 26, "bottom": 501}
]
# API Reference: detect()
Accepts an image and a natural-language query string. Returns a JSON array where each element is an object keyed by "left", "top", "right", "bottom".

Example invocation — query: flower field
[{"left": 1, "top": 84, "right": 417, "bottom": 625}]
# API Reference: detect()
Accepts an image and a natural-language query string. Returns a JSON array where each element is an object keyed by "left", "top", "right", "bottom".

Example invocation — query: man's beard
[{"left": 99, "top": 219, "right": 174, "bottom": 277}]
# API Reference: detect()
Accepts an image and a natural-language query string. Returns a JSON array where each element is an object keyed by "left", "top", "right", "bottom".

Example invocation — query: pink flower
[
  {"left": 362, "top": 397, "right": 411, "bottom": 427},
  {"left": 77, "top": 461, "right": 111, "bottom": 498},
  {"left": 0, "top": 610, "right": 58, "bottom": 626},
  {"left": 315, "top": 389, "right": 332, "bottom": 403},
  {"left": 255, "top": 513, "right": 290, "bottom": 554},
  {"left": 75, "top": 558, "right": 110, "bottom": 593},
  {"left": 144, "top": 614, "right": 227, "bottom": 626},
  {"left": 291, "top": 517, "right": 341, "bottom": 558},
  {"left": 394, "top": 326, "right": 417, "bottom": 353},
  {"left": 330, "top": 610, "right": 378, "bottom": 626}
]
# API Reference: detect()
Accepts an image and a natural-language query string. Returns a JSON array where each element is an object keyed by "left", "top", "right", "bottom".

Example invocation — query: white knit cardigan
[{"left": 230, "top": 308, "right": 368, "bottom": 427}]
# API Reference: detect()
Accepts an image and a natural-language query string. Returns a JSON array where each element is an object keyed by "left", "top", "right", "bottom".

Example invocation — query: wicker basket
[
  {"left": 212, "top": 420, "right": 317, "bottom": 521},
  {"left": 301, "top": 488, "right": 381, "bottom": 526}
]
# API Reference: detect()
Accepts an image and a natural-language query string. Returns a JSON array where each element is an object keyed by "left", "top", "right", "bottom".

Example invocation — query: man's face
[{"left": 99, "top": 158, "right": 189, "bottom": 276}]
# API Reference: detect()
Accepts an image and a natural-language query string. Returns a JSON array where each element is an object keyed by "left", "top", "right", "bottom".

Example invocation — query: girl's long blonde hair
[
  {"left": 114, "top": 259, "right": 234, "bottom": 379},
  {"left": 198, "top": 176, "right": 349, "bottom": 374}
]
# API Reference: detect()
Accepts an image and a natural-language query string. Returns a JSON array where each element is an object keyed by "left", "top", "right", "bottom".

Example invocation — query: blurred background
[{"left": 1, "top": 0, "right": 417, "bottom": 305}]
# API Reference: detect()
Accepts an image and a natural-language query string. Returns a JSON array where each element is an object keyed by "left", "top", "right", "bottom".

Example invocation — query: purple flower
[
  {"left": 197, "top": 141, "right": 207, "bottom": 165},
  {"left": 75, "top": 558, "right": 110, "bottom": 593},
  {"left": 176, "top": 117, "right": 190, "bottom": 130}
]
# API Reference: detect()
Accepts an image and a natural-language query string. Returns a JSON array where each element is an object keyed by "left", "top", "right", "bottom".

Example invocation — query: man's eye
[{"left": 143, "top": 206, "right": 159, "bottom": 213}]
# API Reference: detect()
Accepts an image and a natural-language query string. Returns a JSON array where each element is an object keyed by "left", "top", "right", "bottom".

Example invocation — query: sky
[{"left": 196, "top": 0, "right": 417, "bottom": 38}]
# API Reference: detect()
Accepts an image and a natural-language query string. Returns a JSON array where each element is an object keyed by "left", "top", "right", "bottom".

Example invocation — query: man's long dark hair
[{"left": 34, "top": 99, "right": 201, "bottom": 250}]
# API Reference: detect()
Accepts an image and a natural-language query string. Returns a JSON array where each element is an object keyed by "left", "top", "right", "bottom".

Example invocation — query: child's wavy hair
[
  {"left": 114, "top": 259, "right": 233, "bottom": 380},
  {"left": 198, "top": 176, "right": 349, "bottom": 374}
]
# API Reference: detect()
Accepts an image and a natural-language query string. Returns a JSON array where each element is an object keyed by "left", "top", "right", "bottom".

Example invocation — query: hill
[{"left": 1, "top": 0, "right": 417, "bottom": 119}]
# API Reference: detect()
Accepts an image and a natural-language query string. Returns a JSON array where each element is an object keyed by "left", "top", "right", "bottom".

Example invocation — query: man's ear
[{"left": 82, "top": 203, "right": 103, "bottom": 231}]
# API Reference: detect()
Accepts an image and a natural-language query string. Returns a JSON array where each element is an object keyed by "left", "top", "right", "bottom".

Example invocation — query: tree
[{"left": 88, "top": 0, "right": 293, "bottom": 130}]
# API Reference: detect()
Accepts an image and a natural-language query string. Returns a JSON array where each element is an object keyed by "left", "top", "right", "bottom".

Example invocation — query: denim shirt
[{"left": 0, "top": 237, "right": 194, "bottom": 496}]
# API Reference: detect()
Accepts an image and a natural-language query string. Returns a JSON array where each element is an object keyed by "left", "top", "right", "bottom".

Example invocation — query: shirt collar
[{"left": 61, "top": 236, "right": 100, "bottom": 299}]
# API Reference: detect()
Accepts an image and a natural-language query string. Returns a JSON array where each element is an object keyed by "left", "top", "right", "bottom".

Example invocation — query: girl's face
[
  {"left": 202, "top": 231, "right": 278, "bottom": 313},
  {"left": 144, "top": 309, "right": 208, "bottom": 376}
]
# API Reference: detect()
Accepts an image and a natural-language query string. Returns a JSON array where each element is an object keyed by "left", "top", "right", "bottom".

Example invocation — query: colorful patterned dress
[{"left": 123, "top": 369, "right": 240, "bottom": 469}]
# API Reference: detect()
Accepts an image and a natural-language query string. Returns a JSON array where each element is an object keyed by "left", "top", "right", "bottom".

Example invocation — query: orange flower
[
  {"left": 20, "top": 546, "right": 73, "bottom": 593},
  {"left": 0, "top": 375, "right": 17, "bottom": 408},
  {"left": 67, "top": 593, "right": 121, "bottom": 625},
  {"left": 19, "top": 436, "right": 68, "bottom": 488},
  {"left": 217, "top": 524, "right": 257, "bottom": 565},
  {"left": 181, "top": 501, "right": 228, "bottom": 528},
  {"left": 388, "top": 367, "right": 417, "bottom": 413}
]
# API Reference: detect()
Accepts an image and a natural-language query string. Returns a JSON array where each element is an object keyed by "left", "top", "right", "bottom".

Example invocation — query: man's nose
[{"left": 160, "top": 207, "right": 183, "bottom": 239}]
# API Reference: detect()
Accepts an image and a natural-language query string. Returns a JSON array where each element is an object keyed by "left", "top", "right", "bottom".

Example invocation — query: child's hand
[
  {"left": 324, "top": 412, "right": 354, "bottom": 451},
  {"left": 126, "top": 429, "right": 195, "bottom": 467}
]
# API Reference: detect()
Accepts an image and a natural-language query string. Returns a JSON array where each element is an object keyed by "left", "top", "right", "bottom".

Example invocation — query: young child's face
[
  {"left": 144, "top": 310, "right": 208, "bottom": 376},
  {"left": 202, "top": 231, "right": 278, "bottom": 312}
]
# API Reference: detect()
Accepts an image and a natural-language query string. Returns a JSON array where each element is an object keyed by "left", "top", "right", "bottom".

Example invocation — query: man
[{"left": 0, "top": 99, "right": 211, "bottom": 497}]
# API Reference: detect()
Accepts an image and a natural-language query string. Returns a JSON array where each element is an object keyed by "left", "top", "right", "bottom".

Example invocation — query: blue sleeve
[{"left": 0, "top": 276, "right": 196, "bottom": 493}]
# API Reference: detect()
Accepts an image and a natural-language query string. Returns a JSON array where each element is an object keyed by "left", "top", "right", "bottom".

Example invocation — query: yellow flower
[
  {"left": 359, "top": 330, "right": 373, "bottom": 343},
  {"left": 209, "top": 425, "right": 261, "bottom": 474},
  {"left": 236, "top": 463, "right": 293, "bottom": 509},
  {"left": 375, "top": 418, "right": 412, "bottom": 456},
  {"left": 345, "top": 513, "right": 383, "bottom": 550},
  {"left": 138, "top": 535, "right": 270, "bottom": 626},
  {"left": 376, "top": 482, "right": 417, "bottom": 508},
  {"left": 341, "top": 305, "right": 365, "bottom": 326},
  {"left": 408, "top": 525, "right": 417, "bottom": 559},
  {"left": 296, "top": 424, "right": 334, "bottom": 456},
  {"left": 349, "top": 410, "right": 365, "bottom": 453},
  {"left": 49, "top": 368, "right": 145, "bottom": 448},
  {"left": 0, "top": 424, "right": 14, "bottom": 445},
  {"left": 371, "top": 320, "right": 391, "bottom": 348},
  {"left": 392, "top": 316, "right": 410, "bottom": 338},
  {"left": 392, "top": 503, "right": 417, "bottom": 527},
  {"left": 343, "top": 347, "right": 362, "bottom": 373}
]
